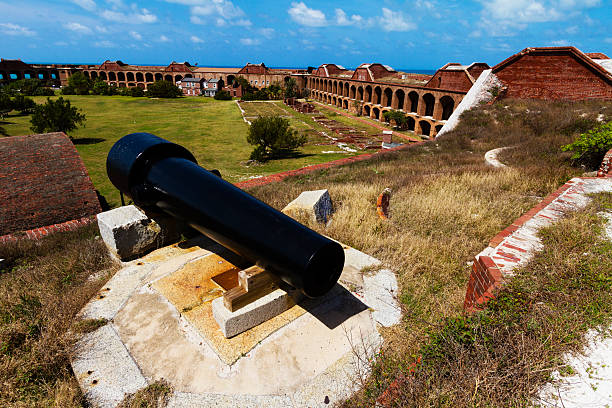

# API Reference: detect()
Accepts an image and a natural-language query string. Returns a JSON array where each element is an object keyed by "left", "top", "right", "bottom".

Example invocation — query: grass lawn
[{"left": 1, "top": 96, "right": 357, "bottom": 207}]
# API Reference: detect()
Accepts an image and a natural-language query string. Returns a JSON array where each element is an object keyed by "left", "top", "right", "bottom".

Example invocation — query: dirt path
[{"left": 312, "top": 101, "right": 421, "bottom": 143}]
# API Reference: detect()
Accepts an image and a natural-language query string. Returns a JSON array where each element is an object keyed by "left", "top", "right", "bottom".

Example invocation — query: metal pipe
[{"left": 106, "top": 133, "right": 345, "bottom": 298}]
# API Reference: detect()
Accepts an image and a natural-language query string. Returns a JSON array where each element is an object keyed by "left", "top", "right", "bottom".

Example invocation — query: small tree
[
  {"left": 68, "top": 72, "right": 91, "bottom": 95},
  {"left": 283, "top": 77, "right": 297, "bottom": 99},
  {"left": 0, "top": 94, "right": 12, "bottom": 118},
  {"left": 247, "top": 116, "right": 306, "bottom": 162},
  {"left": 146, "top": 80, "right": 182, "bottom": 98},
  {"left": 353, "top": 100, "right": 363, "bottom": 116},
  {"left": 562, "top": 121, "right": 612, "bottom": 169},
  {"left": 214, "top": 90, "right": 232, "bottom": 100},
  {"left": 30, "top": 97, "right": 86, "bottom": 136},
  {"left": 383, "top": 110, "right": 408, "bottom": 130},
  {"left": 92, "top": 80, "right": 109, "bottom": 95},
  {"left": 129, "top": 87, "right": 145, "bottom": 97},
  {"left": 12, "top": 94, "right": 36, "bottom": 114}
]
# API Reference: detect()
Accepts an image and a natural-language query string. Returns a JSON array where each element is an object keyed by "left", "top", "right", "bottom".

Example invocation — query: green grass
[{"left": 1, "top": 96, "right": 358, "bottom": 207}]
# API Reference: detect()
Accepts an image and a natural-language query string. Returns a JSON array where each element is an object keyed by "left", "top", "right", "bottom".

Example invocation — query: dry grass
[
  {"left": 0, "top": 224, "right": 118, "bottom": 407},
  {"left": 118, "top": 380, "right": 173, "bottom": 408},
  {"left": 244, "top": 99, "right": 612, "bottom": 405}
]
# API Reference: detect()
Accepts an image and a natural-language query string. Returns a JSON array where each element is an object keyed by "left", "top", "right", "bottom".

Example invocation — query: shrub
[
  {"left": 68, "top": 72, "right": 91, "bottom": 95},
  {"left": 562, "top": 121, "right": 612, "bottom": 168},
  {"left": 146, "top": 80, "right": 182, "bottom": 98},
  {"left": 246, "top": 116, "right": 306, "bottom": 162},
  {"left": 12, "top": 94, "right": 36, "bottom": 114},
  {"left": 129, "top": 87, "right": 145, "bottom": 97},
  {"left": 30, "top": 97, "right": 86, "bottom": 136},
  {"left": 60, "top": 85, "right": 76, "bottom": 95},
  {"left": 92, "top": 80, "right": 109, "bottom": 95},
  {"left": 214, "top": 90, "right": 232, "bottom": 100},
  {"left": 383, "top": 110, "right": 408, "bottom": 130},
  {"left": 32, "top": 87, "right": 55, "bottom": 96}
]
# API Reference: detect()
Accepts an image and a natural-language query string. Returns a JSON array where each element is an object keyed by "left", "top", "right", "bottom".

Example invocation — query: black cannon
[{"left": 106, "top": 133, "right": 345, "bottom": 298}]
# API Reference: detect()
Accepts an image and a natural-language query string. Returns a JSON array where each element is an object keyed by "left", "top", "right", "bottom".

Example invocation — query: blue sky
[{"left": 0, "top": 0, "right": 610, "bottom": 70}]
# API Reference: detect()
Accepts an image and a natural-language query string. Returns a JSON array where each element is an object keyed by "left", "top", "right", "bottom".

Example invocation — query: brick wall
[
  {"left": 494, "top": 52, "right": 612, "bottom": 100},
  {"left": 0, "top": 132, "right": 101, "bottom": 236},
  {"left": 427, "top": 70, "right": 474, "bottom": 92}
]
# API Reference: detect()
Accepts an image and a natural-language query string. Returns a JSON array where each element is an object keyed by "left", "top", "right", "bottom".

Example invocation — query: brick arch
[
  {"left": 383, "top": 87, "right": 393, "bottom": 107},
  {"left": 164, "top": 74, "right": 172, "bottom": 82},
  {"left": 357, "top": 86, "right": 364, "bottom": 101},
  {"left": 350, "top": 84, "right": 356, "bottom": 99},
  {"left": 174, "top": 74, "right": 182, "bottom": 82},
  {"left": 89, "top": 71, "right": 97, "bottom": 79},
  {"left": 99, "top": 71, "right": 107, "bottom": 80},
  {"left": 83, "top": 71, "right": 90, "bottom": 78},
  {"left": 145, "top": 73, "right": 153, "bottom": 82},
  {"left": 333, "top": 80, "right": 337, "bottom": 94},
  {"left": 374, "top": 86, "right": 382, "bottom": 105},
  {"left": 337, "top": 97, "right": 342, "bottom": 108},
  {"left": 434, "top": 124, "right": 443, "bottom": 135},
  {"left": 407, "top": 116, "right": 416, "bottom": 131},
  {"left": 422, "top": 93, "right": 435, "bottom": 117},
  {"left": 117, "top": 72, "right": 126, "bottom": 81},
  {"left": 408, "top": 91, "right": 419, "bottom": 113},
  {"left": 126, "top": 72, "right": 134, "bottom": 82},
  {"left": 440, "top": 95, "right": 455, "bottom": 120},
  {"left": 393, "top": 89, "right": 405, "bottom": 110},
  {"left": 364, "top": 104, "right": 371, "bottom": 117},
  {"left": 365, "top": 85, "right": 372, "bottom": 103},
  {"left": 418, "top": 120, "right": 431, "bottom": 136},
  {"left": 372, "top": 106, "right": 381, "bottom": 120},
  {"left": 136, "top": 72, "right": 144, "bottom": 82},
  {"left": 109, "top": 72, "right": 116, "bottom": 81},
  {"left": 343, "top": 82, "right": 349, "bottom": 97},
  {"left": 343, "top": 99, "right": 348, "bottom": 109}
]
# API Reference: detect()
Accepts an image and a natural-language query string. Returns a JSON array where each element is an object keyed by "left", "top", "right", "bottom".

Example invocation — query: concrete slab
[
  {"left": 282, "top": 189, "right": 334, "bottom": 223},
  {"left": 72, "top": 238, "right": 401, "bottom": 407}
]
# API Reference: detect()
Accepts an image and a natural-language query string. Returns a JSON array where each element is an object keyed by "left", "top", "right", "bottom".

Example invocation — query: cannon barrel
[{"left": 106, "top": 133, "right": 345, "bottom": 298}]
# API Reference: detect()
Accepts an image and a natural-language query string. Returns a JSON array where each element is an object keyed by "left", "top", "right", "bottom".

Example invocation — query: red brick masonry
[{"left": 0, "top": 216, "right": 95, "bottom": 245}]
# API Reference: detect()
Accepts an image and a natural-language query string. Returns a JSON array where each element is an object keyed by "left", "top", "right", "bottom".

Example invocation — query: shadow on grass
[{"left": 73, "top": 137, "right": 105, "bottom": 145}]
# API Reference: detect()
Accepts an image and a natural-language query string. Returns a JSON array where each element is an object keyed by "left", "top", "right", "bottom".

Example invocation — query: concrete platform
[{"left": 72, "top": 235, "right": 401, "bottom": 407}]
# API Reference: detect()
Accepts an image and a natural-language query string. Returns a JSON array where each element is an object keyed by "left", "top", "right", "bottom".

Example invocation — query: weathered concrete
[
  {"left": 97, "top": 205, "right": 182, "bottom": 260},
  {"left": 282, "top": 189, "right": 334, "bottom": 223},
  {"left": 72, "top": 236, "right": 401, "bottom": 407}
]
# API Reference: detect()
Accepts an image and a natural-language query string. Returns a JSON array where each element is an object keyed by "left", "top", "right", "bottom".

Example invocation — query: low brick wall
[
  {"left": 465, "top": 148, "right": 612, "bottom": 312},
  {"left": 0, "top": 216, "right": 95, "bottom": 245}
]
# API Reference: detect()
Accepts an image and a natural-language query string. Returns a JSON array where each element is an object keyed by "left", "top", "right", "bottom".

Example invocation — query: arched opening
[
  {"left": 337, "top": 81, "right": 342, "bottom": 95},
  {"left": 109, "top": 72, "right": 117, "bottom": 81},
  {"left": 423, "top": 93, "right": 435, "bottom": 117},
  {"left": 99, "top": 71, "right": 107, "bottom": 80},
  {"left": 394, "top": 89, "right": 405, "bottom": 110},
  {"left": 284, "top": 76, "right": 290, "bottom": 83},
  {"left": 435, "top": 125, "right": 443, "bottom": 134},
  {"left": 408, "top": 91, "right": 419, "bottom": 113},
  {"left": 24, "top": 71, "right": 34, "bottom": 79},
  {"left": 137, "top": 83, "right": 145, "bottom": 89},
  {"left": 164, "top": 74, "right": 172, "bottom": 82},
  {"left": 83, "top": 71, "right": 90, "bottom": 78},
  {"left": 337, "top": 98, "right": 342, "bottom": 108},
  {"left": 333, "top": 81, "right": 337, "bottom": 94},
  {"left": 117, "top": 72, "right": 126, "bottom": 81},
  {"left": 440, "top": 96, "right": 455, "bottom": 120},
  {"left": 227, "top": 75, "right": 235, "bottom": 85},
  {"left": 128, "top": 82, "right": 135, "bottom": 87},
  {"left": 184, "top": 73, "right": 193, "bottom": 78},
  {"left": 145, "top": 73, "right": 153, "bottom": 82},
  {"left": 365, "top": 85, "right": 372, "bottom": 103},
  {"left": 343, "top": 99, "right": 348, "bottom": 109},
  {"left": 136, "top": 72, "right": 144, "bottom": 82},
  {"left": 357, "top": 86, "right": 364, "bottom": 101},
  {"left": 373, "top": 107, "right": 380, "bottom": 120},
  {"left": 332, "top": 96, "right": 337, "bottom": 105},
  {"left": 419, "top": 121, "right": 431, "bottom": 136},
  {"left": 407, "top": 116, "right": 415, "bottom": 131},
  {"left": 383, "top": 88, "right": 393, "bottom": 107},
  {"left": 374, "top": 87, "right": 382, "bottom": 105},
  {"left": 155, "top": 73, "right": 163, "bottom": 81},
  {"left": 126, "top": 72, "right": 135, "bottom": 82},
  {"left": 344, "top": 82, "right": 349, "bottom": 97},
  {"left": 364, "top": 105, "right": 371, "bottom": 117},
  {"left": 350, "top": 85, "right": 356, "bottom": 99},
  {"left": 91, "top": 71, "right": 98, "bottom": 79}
]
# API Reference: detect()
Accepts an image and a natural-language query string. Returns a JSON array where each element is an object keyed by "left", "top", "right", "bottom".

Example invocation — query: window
[{"left": 255, "top": 80, "right": 258, "bottom": 85}]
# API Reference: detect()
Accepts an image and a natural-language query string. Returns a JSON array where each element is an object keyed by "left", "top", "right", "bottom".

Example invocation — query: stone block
[
  {"left": 97, "top": 205, "right": 182, "bottom": 261},
  {"left": 212, "top": 288, "right": 301, "bottom": 338},
  {"left": 282, "top": 189, "right": 333, "bottom": 223}
]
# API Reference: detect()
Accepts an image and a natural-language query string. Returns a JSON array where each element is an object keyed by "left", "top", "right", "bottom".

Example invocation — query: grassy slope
[{"left": 1, "top": 96, "right": 354, "bottom": 207}]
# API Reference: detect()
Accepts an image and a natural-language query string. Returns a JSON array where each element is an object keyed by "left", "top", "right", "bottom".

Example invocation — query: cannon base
[{"left": 72, "top": 235, "right": 401, "bottom": 407}]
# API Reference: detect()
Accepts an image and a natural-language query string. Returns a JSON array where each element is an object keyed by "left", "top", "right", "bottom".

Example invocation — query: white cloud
[
  {"left": 159, "top": 35, "right": 170, "bottom": 42},
  {"left": 565, "top": 25, "right": 578, "bottom": 34},
  {"left": 55, "top": 41, "right": 69, "bottom": 46},
  {"left": 259, "top": 28, "right": 274, "bottom": 39},
  {"left": 95, "top": 25, "right": 108, "bottom": 33},
  {"left": 240, "top": 37, "right": 260, "bottom": 46},
  {"left": 190, "top": 15, "right": 204, "bottom": 24},
  {"left": 191, "top": 35, "right": 204, "bottom": 43},
  {"left": 550, "top": 39, "right": 570, "bottom": 45},
  {"left": 190, "top": 0, "right": 245, "bottom": 18},
  {"left": 235, "top": 18, "right": 252, "bottom": 27},
  {"left": 377, "top": 8, "right": 416, "bottom": 32},
  {"left": 478, "top": 0, "right": 602, "bottom": 35},
  {"left": 335, "top": 9, "right": 362, "bottom": 26},
  {"left": 130, "top": 30, "right": 142, "bottom": 40},
  {"left": 101, "top": 7, "right": 157, "bottom": 23},
  {"left": 71, "top": 0, "right": 96, "bottom": 11},
  {"left": 215, "top": 18, "right": 226, "bottom": 26},
  {"left": 606, "top": 37, "right": 612, "bottom": 43},
  {"left": 0, "top": 23, "right": 36, "bottom": 36},
  {"left": 94, "top": 40, "right": 115, "bottom": 47},
  {"left": 288, "top": 2, "right": 327, "bottom": 27},
  {"left": 64, "top": 22, "right": 92, "bottom": 34}
]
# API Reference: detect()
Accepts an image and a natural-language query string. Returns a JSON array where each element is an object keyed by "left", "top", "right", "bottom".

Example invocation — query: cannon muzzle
[{"left": 106, "top": 133, "right": 345, "bottom": 298}]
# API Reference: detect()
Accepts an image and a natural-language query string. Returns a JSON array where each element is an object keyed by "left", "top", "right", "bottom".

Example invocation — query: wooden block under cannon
[{"left": 223, "top": 266, "right": 281, "bottom": 312}]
